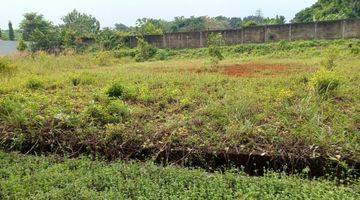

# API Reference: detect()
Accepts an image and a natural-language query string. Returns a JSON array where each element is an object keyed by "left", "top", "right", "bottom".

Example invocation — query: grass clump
[
  {"left": 310, "top": 70, "right": 342, "bottom": 96},
  {"left": 71, "top": 73, "right": 97, "bottom": 86},
  {"left": 322, "top": 48, "right": 340, "bottom": 71}
]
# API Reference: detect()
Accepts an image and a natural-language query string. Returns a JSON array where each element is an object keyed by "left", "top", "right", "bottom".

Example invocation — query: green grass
[
  {"left": 0, "top": 39, "right": 359, "bottom": 165},
  {"left": 0, "top": 151, "right": 359, "bottom": 200}
]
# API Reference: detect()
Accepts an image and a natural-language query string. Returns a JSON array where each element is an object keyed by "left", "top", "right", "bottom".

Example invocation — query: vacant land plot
[{"left": 0, "top": 39, "right": 360, "bottom": 178}]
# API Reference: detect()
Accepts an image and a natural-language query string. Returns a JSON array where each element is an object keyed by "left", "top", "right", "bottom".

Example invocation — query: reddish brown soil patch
[{"left": 223, "top": 63, "right": 302, "bottom": 77}]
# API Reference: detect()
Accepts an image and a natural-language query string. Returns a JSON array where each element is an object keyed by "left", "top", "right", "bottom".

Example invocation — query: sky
[{"left": 0, "top": 0, "right": 316, "bottom": 29}]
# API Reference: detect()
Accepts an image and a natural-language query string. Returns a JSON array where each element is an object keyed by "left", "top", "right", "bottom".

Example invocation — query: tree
[
  {"left": 62, "top": 9, "right": 100, "bottom": 38},
  {"left": 20, "top": 13, "right": 52, "bottom": 41},
  {"left": 114, "top": 23, "right": 129, "bottom": 31},
  {"left": 229, "top": 17, "right": 243, "bottom": 28},
  {"left": 97, "top": 28, "right": 129, "bottom": 50},
  {"left": 29, "top": 26, "right": 62, "bottom": 52},
  {"left": 19, "top": 12, "right": 60, "bottom": 52},
  {"left": 8, "top": 21, "right": 15, "bottom": 41},
  {"left": 292, "top": 0, "right": 360, "bottom": 23},
  {"left": 0, "top": 28, "right": 2, "bottom": 38},
  {"left": 264, "top": 15, "right": 286, "bottom": 25},
  {"left": 169, "top": 16, "right": 207, "bottom": 32},
  {"left": 135, "top": 18, "right": 165, "bottom": 35}
]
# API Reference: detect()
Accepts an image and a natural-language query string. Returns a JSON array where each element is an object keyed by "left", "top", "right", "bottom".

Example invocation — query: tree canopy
[
  {"left": 61, "top": 9, "right": 100, "bottom": 38},
  {"left": 20, "top": 13, "right": 52, "bottom": 41},
  {"left": 292, "top": 0, "right": 360, "bottom": 23},
  {"left": 8, "top": 21, "right": 15, "bottom": 41}
]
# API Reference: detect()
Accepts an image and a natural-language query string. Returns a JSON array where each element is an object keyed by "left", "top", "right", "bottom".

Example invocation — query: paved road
[{"left": 0, "top": 39, "right": 18, "bottom": 55}]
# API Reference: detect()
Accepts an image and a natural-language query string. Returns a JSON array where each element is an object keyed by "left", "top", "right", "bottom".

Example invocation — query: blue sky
[{"left": 0, "top": 0, "right": 316, "bottom": 29}]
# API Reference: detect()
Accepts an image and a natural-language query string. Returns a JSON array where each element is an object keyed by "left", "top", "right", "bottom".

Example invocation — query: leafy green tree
[
  {"left": 135, "top": 18, "right": 165, "bottom": 35},
  {"left": 293, "top": 0, "right": 360, "bottom": 23},
  {"left": 264, "top": 15, "right": 286, "bottom": 25},
  {"left": 0, "top": 28, "right": 2, "bottom": 38},
  {"left": 19, "top": 12, "right": 61, "bottom": 52},
  {"left": 20, "top": 13, "right": 52, "bottom": 41},
  {"left": 29, "top": 26, "right": 62, "bottom": 52},
  {"left": 62, "top": 9, "right": 100, "bottom": 38},
  {"left": 170, "top": 16, "right": 207, "bottom": 32},
  {"left": 97, "top": 28, "right": 129, "bottom": 50},
  {"left": 243, "top": 21, "right": 258, "bottom": 27},
  {"left": 114, "top": 23, "right": 129, "bottom": 32},
  {"left": 229, "top": 17, "right": 243, "bottom": 28},
  {"left": 243, "top": 10, "right": 286, "bottom": 26},
  {"left": 8, "top": 21, "right": 15, "bottom": 41}
]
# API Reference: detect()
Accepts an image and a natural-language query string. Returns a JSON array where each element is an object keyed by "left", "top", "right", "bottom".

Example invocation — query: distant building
[{"left": 0, "top": 39, "right": 18, "bottom": 55}]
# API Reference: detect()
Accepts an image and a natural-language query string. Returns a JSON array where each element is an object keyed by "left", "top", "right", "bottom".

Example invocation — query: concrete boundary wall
[{"left": 128, "top": 19, "right": 360, "bottom": 49}]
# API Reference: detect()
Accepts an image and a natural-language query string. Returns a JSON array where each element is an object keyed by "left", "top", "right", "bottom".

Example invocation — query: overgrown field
[
  {"left": 0, "top": 39, "right": 360, "bottom": 175},
  {"left": 1, "top": 151, "right": 359, "bottom": 199}
]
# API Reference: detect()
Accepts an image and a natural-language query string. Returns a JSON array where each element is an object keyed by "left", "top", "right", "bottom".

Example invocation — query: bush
[
  {"left": 113, "top": 48, "right": 136, "bottom": 58},
  {"left": 106, "top": 82, "right": 126, "bottom": 98},
  {"left": 94, "top": 51, "right": 112, "bottom": 66},
  {"left": 310, "top": 70, "right": 342, "bottom": 95},
  {"left": 155, "top": 49, "right": 171, "bottom": 60},
  {"left": 207, "top": 33, "right": 224, "bottom": 66},
  {"left": 71, "top": 77, "right": 81, "bottom": 86},
  {"left": 106, "top": 100, "right": 130, "bottom": 123},
  {"left": 85, "top": 100, "right": 130, "bottom": 124},
  {"left": 17, "top": 38, "right": 28, "bottom": 51},
  {"left": 134, "top": 37, "right": 157, "bottom": 62},
  {"left": 26, "top": 78, "right": 44, "bottom": 90},
  {"left": 0, "top": 57, "right": 16, "bottom": 73},
  {"left": 71, "top": 73, "right": 97, "bottom": 86},
  {"left": 85, "top": 102, "right": 108, "bottom": 124}
]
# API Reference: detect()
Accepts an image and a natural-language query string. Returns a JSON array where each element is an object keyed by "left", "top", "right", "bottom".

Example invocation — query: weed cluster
[{"left": 0, "top": 152, "right": 359, "bottom": 199}]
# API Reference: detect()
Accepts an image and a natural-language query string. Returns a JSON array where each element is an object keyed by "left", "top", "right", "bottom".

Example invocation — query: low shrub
[
  {"left": 26, "top": 78, "right": 45, "bottom": 90},
  {"left": 134, "top": 37, "right": 157, "bottom": 62},
  {"left": 17, "top": 38, "right": 28, "bottom": 51},
  {"left": 106, "top": 82, "right": 126, "bottom": 98},
  {"left": 207, "top": 33, "right": 224, "bottom": 66},
  {"left": 310, "top": 70, "right": 342, "bottom": 95},
  {"left": 71, "top": 73, "right": 97, "bottom": 86},
  {"left": 0, "top": 57, "right": 16, "bottom": 73},
  {"left": 71, "top": 77, "right": 81, "bottom": 86},
  {"left": 155, "top": 49, "right": 171, "bottom": 60},
  {"left": 94, "top": 51, "right": 112, "bottom": 66},
  {"left": 85, "top": 99, "right": 130, "bottom": 125},
  {"left": 85, "top": 102, "right": 108, "bottom": 124},
  {"left": 106, "top": 100, "right": 130, "bottom": 123},
  {"left": 113, "top": 48, "right": 136, "bottom": 58}
]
